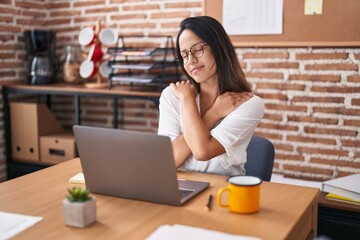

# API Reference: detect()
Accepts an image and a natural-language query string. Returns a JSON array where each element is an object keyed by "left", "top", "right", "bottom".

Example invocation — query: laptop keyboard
[{"left": 179, "top": 189, "right": 194, "bottom": 199}]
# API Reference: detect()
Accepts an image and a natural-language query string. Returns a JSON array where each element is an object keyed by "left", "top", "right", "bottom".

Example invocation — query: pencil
[{"left": 206, "top": 194, "right": 213, "bottom": 211}]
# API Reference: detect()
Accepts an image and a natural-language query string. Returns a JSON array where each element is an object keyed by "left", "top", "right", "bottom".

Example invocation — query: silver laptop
[{"left": 73, "top": 125, "right": 209, "bottom": 206}]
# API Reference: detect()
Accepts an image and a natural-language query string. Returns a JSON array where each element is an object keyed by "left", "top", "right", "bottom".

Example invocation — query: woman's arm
[{"left": 171, "top": 81, "right": 253, "bottom": 162}]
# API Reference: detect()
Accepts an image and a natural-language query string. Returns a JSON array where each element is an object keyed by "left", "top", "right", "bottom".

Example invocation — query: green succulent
[{"left": 67, "top": 187, "right": 92, "bottom": 202}]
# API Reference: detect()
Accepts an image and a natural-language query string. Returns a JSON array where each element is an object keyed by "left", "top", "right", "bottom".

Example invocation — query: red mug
[
  {"left": 88, "top": 43, "right": 103, "bottom": 62},
  {"left": 78, "top": 27, "right": 96, "bottom": 46},
  {"left": 80, "top": 60, "right": 97, "bottom": 78}
]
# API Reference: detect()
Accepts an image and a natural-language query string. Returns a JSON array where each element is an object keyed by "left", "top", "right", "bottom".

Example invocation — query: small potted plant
[{"left": 63, "top": 187, "right": 96, "bottom": 228}]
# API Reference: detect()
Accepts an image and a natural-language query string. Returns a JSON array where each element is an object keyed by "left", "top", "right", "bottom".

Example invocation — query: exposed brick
[
  {"left": 74, "top": 1, "right": 105, "bottom": 7},
  {"left": 344, "top": 119, "right": 360, "bottom": 127},
  {"left": 0, "top": 62, "right": 24, "bottom": 68},
  {"left": 266, "top": 103, "right": 308, "bottom": 112},
  {"left": 242, "top": 52, "right": 289, "bottom": 59},
  {"left": 257, "top": 82, "right": 305, "bottom": 91},
  {"left": 45, "top": 19, "right": 71, "bottom": 26},
  {"left": 351, "top": 98, "right": 360, "bottom": 106},
  {"left": 263, "top": 113, "right": 283, "bottom": 121},
  {"left": 245, "top": 72, "right": 283, "bottom": 79},
  {"left": 161, "top": 22, "right": 179, "bottom": 28},
  {"left": 0, "top": 7, "right": 20, "bottom": 15},
  {"left": 0, "top": 53, "right": 15, "bottom": 59},
  {"left": 0, "top": 71, "right": 16, "bottom": 77},
  {"left": 252, "top": 62, "right": 299, "bottom": 69},
  {"left": 310, "top": 86, "right": 360, "bottom": 93},
  {"left": 347, "top": 75, "right": 360, "bottom": 82},
  {"left": 284, "top": 164, "right": 334, "bottom": 176},
  {"left": 253, "top": 132, "right": 282, "bottom": 140},
  {"left": 46, "top": 2, "right": 70, "bottom": 9},
  {"left": 289, "top": 74, "right": 340, "bottom": 82},
  {"left": 258, "top": 122, "right": 298, "bottom": 131},
  {"left": 313, "top": 107, "right": 360, "bottom": 116},
  {"left": 123, "top": 4, "right": 160, "bottom": 11},
  {"left": 23, "top": 10, "right": 47, "bottom": 18},
  {"left": 337, "top": 171, "right": 360, "bottom": 178},
  {"left": 110, "top": 0, "right": 142, "bottom": 3},
  {"left": 304, "top": 126, "right": 357, "bottom": 137},
  {"left": 74, "top": 16, "right": 106, "bottom": 24},
  {"left": 15, "top": 1, "right": 44, "bottom": 9},
  {"left": 120, "top": 23, "right": 156, "bottom": 29},
  {"left": 292, "top": 96, "right": 344, "bottom": 104},
  {"left": 305, "top": 63, "right": 358, "bottom": 71},
  {"left": 295, "top": 52, "right": 348, "bottom": 60},
  {"left": 288, "top": 115, "right": 338, "bottom": 125},
  {"left": 111, "top": 13, "right": 146, "bottom": 20},
  {"left": 0, "top": 25, "right": 21, "bottom": 32},
  {"left": 354, "top": 53, "right": 360, "bottom": 60},
  {"left": 151, "top": 11, "right": 190, "bottom": 19},
  {"left": 257, "top": 93, "right": 288, "bottom": 101},
  {"left": 0, "top": 0, "right": 11, "bottom": 5},
  {"left": 287, "top": 135, "right": 336, "bottom": 145},
  {"left": 276, "top": 153, "right": 304, "bottom": 161},
  {"left": 341, "top": 139, "right": 360, "bottom": 148},
  {"left": 50, "top": 11, "right": 81, "bottom": 17},
  {"left": 0, "top": 35, "right": 14, "bottom": 41},
  {"left": 311, "top": 158, "right": 360, "bottom": 168},
  {"left": 0, "top": 16, "right": 12, "bottom": 22},
  {"left": 273, "top": 143, "right": 294, "bottom": 151},
  {"left": 86, "top": 7, "right": 119, "bottom": 14},
  {"left": 284, "top": 173, "right": 329, "bottom": 182},
  {"left": 165, "top": 2, "right": 202, "bottom": 8}
]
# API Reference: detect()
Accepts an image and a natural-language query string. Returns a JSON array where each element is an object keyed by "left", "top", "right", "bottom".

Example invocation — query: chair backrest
[{"left": 245, "top": 136, "right": 275, "bottom": 181}]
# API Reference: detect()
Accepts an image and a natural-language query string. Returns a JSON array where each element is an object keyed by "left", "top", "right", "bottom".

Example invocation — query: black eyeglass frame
[{"left": 178, "top": 42, "right": 208, "bottom": 64}]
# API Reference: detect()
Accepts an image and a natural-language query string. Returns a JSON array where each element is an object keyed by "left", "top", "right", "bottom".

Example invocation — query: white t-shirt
[{"left": 157, "top": 86, "right": 265, "bottom": 176}]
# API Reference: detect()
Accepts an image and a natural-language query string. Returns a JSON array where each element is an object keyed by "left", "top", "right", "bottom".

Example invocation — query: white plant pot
[{"left": 63, "top": 197, "right": 96, "bottom": 228}]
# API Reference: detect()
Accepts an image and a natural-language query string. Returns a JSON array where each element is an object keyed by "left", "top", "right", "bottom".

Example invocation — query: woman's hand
[
  {"left": 170, "top": 80, "right": 198, "bottom": 102},
  {"left": 211, "top": 92, "right": 253, "bottom": 119}
]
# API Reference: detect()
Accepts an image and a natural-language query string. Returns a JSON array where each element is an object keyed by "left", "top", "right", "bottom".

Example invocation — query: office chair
[{"left": 245, "top": 136, "right": 275, "bottom": 181}]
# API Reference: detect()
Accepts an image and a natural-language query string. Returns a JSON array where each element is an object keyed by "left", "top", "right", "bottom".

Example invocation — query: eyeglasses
[{"left": 179, "top": 42, "right": 208, "bottom": 64}]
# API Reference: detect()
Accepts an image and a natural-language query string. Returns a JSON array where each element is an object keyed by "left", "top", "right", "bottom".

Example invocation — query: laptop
[{"left": 73, "top": 125, "right": 210, "bottom": 206}]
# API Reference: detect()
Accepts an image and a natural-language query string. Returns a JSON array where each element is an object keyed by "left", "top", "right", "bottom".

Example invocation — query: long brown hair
[{"left": 176, "top": 16, "right": 251, "bottom": 93}]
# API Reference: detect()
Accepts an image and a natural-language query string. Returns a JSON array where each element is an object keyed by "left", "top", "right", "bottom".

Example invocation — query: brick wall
[{"left": 0, "top": 0, "right": 359, "bottom": 182}]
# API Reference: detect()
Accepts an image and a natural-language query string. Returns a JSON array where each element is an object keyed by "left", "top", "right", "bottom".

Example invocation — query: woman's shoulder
[
  {"left": 160, "top": 85, "right": 179, "bottom": 104},
  {"left": 235, "top": 94, "right": 265, "bottom": 117}
]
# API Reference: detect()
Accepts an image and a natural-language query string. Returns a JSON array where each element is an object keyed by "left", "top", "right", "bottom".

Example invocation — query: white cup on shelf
[{"left": 99, "top": 28, "right": 118, "bottom": 46}]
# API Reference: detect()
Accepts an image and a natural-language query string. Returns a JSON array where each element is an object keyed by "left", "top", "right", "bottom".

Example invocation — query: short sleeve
[
  {"left": 157, "top": 86, "right": 182, "bottom": 141},
  {"left": 210, "top": 96, "right": 265, "bottom": 167}
]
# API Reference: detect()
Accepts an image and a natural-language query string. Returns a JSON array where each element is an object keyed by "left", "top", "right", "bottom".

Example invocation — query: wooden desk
[
  {"left": 1, "top": 83, "right": 161, "bottom": 178},
  {"left": 0, "top": 158, "right": 319, "bottom": 240}
]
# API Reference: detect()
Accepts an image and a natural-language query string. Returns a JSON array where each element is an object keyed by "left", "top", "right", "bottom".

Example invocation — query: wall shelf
[{"left": 107, "top": 35, "right": 181, "bottom": 90}]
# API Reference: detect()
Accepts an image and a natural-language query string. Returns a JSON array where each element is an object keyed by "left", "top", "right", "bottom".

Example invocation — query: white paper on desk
[
  {"left": 223, "top": 0, "right": 283, "bottom": 35},
  {"left": 0, "top": 211, "right": 43, "bottom": 240},
  {"left": 146, "top": 224, "right": 261, "bottom": 240}
]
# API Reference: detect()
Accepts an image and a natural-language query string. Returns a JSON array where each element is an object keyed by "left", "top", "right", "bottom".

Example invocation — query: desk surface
[
  {"left": 0, "top": 159, "right": 319, "bottom": 240},
  {"left": 2, "top": 83, "right": 162, "bottom": 98}
]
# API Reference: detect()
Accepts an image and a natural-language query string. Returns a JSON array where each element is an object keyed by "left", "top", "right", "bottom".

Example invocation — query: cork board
[{"left": 203, "top": 0, "right": 360, "bottom": 47}]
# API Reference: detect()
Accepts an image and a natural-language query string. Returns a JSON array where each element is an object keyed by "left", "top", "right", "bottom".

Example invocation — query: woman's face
[{"left": 179, "top": 29, "right": 217, "bottom": 85}]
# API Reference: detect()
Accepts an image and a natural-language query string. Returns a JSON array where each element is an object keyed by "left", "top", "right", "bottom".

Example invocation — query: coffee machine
[{"left": 24, "top": 30, "right": 57, "bottom": 84}]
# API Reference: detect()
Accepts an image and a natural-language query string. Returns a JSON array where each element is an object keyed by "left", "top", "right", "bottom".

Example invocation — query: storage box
[
  {"left": 10, "top": 102, "right": 64, "bottom": 163},
  {"left": 40, "top": 132, "right": 76, "bottom": 165}
]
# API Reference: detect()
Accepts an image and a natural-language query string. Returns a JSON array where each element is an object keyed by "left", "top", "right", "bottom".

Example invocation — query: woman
[{"left": 158, "top": 16, "right": 265, "bottom": 176}]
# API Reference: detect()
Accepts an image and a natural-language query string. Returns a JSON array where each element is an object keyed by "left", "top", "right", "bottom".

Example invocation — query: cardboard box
[
  {"left": 40, "top": 132, "right": 76, "bottom": 165},
  {"left": 10, "top": 102, "right": 64, "bottom": 163}
]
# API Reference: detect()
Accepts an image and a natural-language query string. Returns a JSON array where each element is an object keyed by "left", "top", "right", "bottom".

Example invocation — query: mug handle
[{"left": 217, "top": 187, "right": 230, "bottom": 208}]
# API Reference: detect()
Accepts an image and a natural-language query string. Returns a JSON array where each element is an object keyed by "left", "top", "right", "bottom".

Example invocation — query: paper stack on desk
[
  {"left": 322, "top": 173, "right": 360, "bottom": 202},
  {"left": 0, "top": 211, "right": 43, "bottom": 240},
  {"left": 146, "top": 224, "right": 261, "bottom": 240}
]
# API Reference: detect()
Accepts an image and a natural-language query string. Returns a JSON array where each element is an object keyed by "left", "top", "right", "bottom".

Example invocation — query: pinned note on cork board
[{"left": 203, "top": 0, "right": 360, "bottom": 47}]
